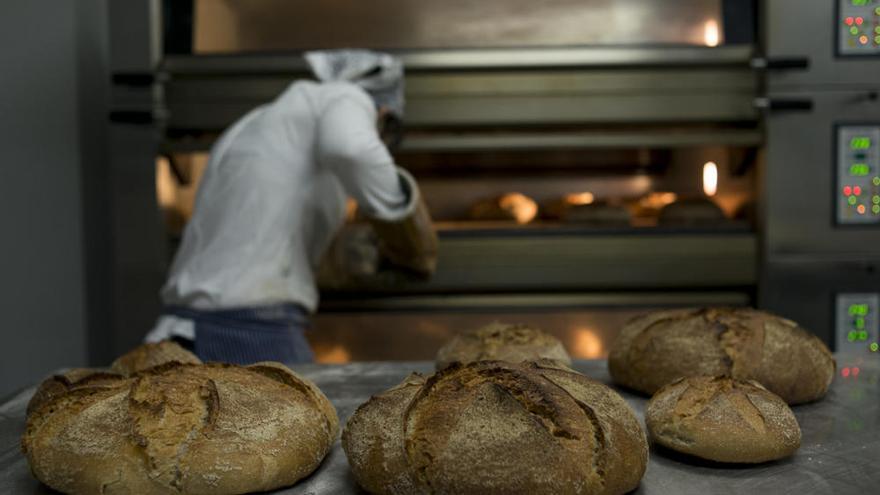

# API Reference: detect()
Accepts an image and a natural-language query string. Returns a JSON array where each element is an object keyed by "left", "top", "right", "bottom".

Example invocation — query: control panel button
[
  {"left": 836, "top": 293, "right": 880, "bottom": 353},
  {"left": 837, "top": 126, "right": 880, "bottom": 225},
  {"left": 839, "top": 0, "right": 880, "bottom": 55}
]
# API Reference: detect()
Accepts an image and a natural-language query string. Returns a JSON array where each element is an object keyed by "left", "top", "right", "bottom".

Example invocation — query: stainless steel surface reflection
[{"left": 1, "top": 356, "right": 877, "bottom": 493}]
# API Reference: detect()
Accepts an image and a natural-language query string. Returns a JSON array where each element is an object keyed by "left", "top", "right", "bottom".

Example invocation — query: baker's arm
[{"left": 316, "top": 95, "right": 438, "bottom": 276}]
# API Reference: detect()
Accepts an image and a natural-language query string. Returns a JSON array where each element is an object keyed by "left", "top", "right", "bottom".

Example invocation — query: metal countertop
[{"left": 2, "top": 356, "right": 878, "bottom": 494}]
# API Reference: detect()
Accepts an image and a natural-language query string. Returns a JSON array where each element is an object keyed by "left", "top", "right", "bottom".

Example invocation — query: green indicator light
[
  {"left": 848, "top": 331, "right": 857, "bottom": 342},
  {"left": 848, "top": 195, "right": 858, "bottom": 205},
  {"left": 853, "top": 0, "right": 868, "bottom": 7},
  {"left": 872, "top": 342, "right": 880, "bottom": 352},
  {"left": 851, "top": 137, "right": 872, "bottom": 149},
  {"left": 851, "top": 163, "right": 871, "bottom": 176},
  {"left": 855, "top": 317, "right": 866, "bottom": 329},
  {"left": 876, "top": 26, "right": 880, "bottom": 34},
  {"left": 849, "top": 304, "right": 869, "bottom": 316},
  {"left": 875, "top": 35, "right": 880, "bottom": 44},
  {"left": 876, "top": 6, "right": 880, "bottom": 15},
  {"left": 859, "top": 331, "right": 869, "bottom": 341},
  {"left": 873, "top": 195, "right": 880, "bottom": 204},
  {"left": 874, "top": 177, "right": 880, "bottom": 186},
  {"left": 873, "top": 204, "right": 880, "bottom": 214},
  {"left": 851, "top": 26, "right": 860, "bottom": 35}
]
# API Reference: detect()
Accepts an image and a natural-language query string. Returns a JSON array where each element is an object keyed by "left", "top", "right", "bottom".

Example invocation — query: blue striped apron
[{"left": 164, "top": 304, "right": 314, "bottom": 365}]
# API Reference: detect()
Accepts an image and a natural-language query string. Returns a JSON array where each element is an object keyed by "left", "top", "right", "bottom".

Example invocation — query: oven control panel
[
  {"left": 839, "top": 0, "right": 880, "bottom": 55},
  {"left": 837, "top": 126, "right": 880, "bottom": 224},
  {"left": 836, "top": 293, "right": 880, "bottom": 353}
]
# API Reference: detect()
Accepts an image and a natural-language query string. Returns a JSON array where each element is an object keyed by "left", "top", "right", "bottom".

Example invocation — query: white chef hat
[{"left": 305, "top": 49, "right": 405, "bottom": 119}]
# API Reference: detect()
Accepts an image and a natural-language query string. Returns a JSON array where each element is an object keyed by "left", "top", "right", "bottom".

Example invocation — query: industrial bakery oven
[
  {"left": 759, "top": 0, "right": 880, "bottom": 369},
  {"left": 102, "top": 0, "right": 872, "bottom": 364}
]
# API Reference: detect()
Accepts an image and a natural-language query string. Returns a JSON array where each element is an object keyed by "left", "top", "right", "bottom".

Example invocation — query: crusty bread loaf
[
  {"left": 343, "top": 360, "right": 647, "bottom": 495},
  {"left": 111, "top": 340, "right": 202, "bottom": 375},
  {"left": 469, "top": 193, "right": 538, "bottom": 224},
  {"left": 22, "top": 362, "right": 338, "bottom": 495},
  {"left": 646, "top": 376, "right": 801, "bottom": 463},
  {"left": 608, "top": 308, "right": 835, "bottom": 405},
  {"left": 435, "top": 322, "right": 572, "bottom": 370}
]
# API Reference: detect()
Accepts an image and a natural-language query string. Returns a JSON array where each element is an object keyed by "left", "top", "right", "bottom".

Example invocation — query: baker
[{"left": 144, "top": 50, "right": 437, "bottom": 364}]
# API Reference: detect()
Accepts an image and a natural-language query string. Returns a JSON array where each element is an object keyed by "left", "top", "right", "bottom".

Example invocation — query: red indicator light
[
  {"left": 856, "top": 17, "right": 865, "bottom": 26},
  {"left": 854, "top": 186, "right": 863, "bottom": 196},
  {"left": 853, "top": 367, "right": 860, "bottom": 377},
  {"left": 846, "top": 17, "right": 855, "bottom": 26},
  {"left": 842, "top": 367, "right": 850, "bottom": 378},
  {"left": 858, "top": 204, "right": 867, "bottom": 214},
  {"left": 844, "top": 185, "right": 853, "bottom": 196}
]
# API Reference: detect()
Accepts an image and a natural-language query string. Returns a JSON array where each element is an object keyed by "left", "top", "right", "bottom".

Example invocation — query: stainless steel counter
[{"left": 2, "top": 357, "right": 878, "bottom": 494}]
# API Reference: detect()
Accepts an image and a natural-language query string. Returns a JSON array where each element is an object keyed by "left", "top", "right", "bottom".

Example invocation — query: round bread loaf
[
  {"left": 608, "top": 308, "right": 835, "bottom": 405},
  {"left": 111, "top": 340, "right": 202, "bottom": 375},
  {"left": 343, "top": 360, "right": 648, "bottom": 495},
  {"left": 646, "top": 376, "right": 801, "bottom": 463},
  {"left": 435, "top": 322, "right": 572, "bottom": 370},
  {"left": 469, "top": 193, "right": 538, "bottom": 224},
  {"left": 22, "top": 361, "right": 339, "bottom": 495}
]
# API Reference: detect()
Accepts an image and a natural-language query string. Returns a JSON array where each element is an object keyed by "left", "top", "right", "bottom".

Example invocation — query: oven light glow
[
  {"left": 702, "top": 161, "right": 718, "bottom": 197},
  {"left": 703, "top": 20, "right": 720, "bottom": 47},
  {"left": 565, "top": 192, "right": 595, "bottom": 206}
]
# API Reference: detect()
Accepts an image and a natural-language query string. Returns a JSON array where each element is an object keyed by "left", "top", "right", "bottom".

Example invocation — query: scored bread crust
[
  {"left": 435, "top": 322, "right": 572, "bottom": 370},
  {"left": 646, "top": 376, "right": 801, "bottom": 463},
  {"left": 111, "top": 341, "right": 202, "bottom": 375},
  {"left": 343, "top": 360, "right": 647, "bottom": 495},
  {"left": 22, "top": 362, "right": 339, "bottom": 495},
  {"left": 608, "top": 308, "right": 835, "bottom": 405}
]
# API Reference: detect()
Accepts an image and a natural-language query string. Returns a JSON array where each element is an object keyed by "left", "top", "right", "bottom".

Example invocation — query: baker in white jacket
[{"left": 145, "top": 50, "right": 437, "bottom": 364}]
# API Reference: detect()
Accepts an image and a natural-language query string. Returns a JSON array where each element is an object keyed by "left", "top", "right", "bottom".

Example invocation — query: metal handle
[
  {"left": 753, "top": 97, "right": 814, "bottom": 112},
  {"left": 750, "top": 57, "right": 810, "bottom": 70}
]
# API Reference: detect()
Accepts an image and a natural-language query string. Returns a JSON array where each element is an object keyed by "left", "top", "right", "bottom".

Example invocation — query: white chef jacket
[{"left": 146, "top": 81, "right": 416, "bottom": 342}]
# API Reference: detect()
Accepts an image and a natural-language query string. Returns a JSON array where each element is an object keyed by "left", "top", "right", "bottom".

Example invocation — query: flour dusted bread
[
  {"left": 646, "top": 376, "right": 801, "bottom": 463},
  {"left": 22, "top": 361, "right": 338, "bottom": 495},
  {"left": 435, "top": 322, "right": 571, "bottom": 369},
  {"left": 111, "top": 340, "right": 202, "bottom": 375},
  {"left": 608, "top": 308, "right": 835, "bottom": 404},
  {"left": 343, "top": 360, "right": 647, "bottom": 495}
]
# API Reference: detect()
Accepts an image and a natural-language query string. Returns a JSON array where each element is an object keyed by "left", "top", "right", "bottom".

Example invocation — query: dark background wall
[{"left": 0, "top": 1, "right": 109, "bottom": 396}]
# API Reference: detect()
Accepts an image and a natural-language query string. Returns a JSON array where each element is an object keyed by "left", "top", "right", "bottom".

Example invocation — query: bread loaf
[
  {"left": 111, "top": 340, "right": 202, "bottom": 375},
  {"left": 343, "top": 360, "right": 647, "bottom": 495},
  {"left": 646, "top": 376, "right": 801, "bottom": 463},
  {"left": 22, "top": 361, "right": 338, "bottom": 495},
  {"left": 435, "top": 322, "right": 571, "bottom": 370},
  {"left": 608, "top": 308, "right": 835, "bottom": 404}
]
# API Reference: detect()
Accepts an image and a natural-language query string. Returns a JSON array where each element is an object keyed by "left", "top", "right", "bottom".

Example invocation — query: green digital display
[
  {"left": 851, "top": 137, "right": 872, "bottom": 150},
  {"left": 852, "top": 0, "right": 869, "bottom": 6},
  {"left": 851, "top": 163, "right": 871, "bottom": 176},
  {"left": 849, "top": 303, "right": 870, "bottom": 316}
]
